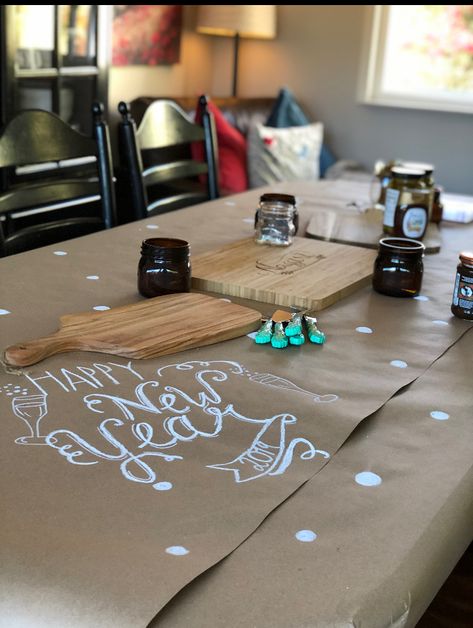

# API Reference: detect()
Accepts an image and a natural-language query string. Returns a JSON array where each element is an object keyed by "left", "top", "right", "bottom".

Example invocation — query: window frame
[{"left": 359, "top": 5, "right": 473, "bottom": 115}]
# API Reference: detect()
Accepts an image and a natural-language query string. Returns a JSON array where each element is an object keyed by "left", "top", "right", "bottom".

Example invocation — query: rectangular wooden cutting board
[
  {"left": 191, "top": 237, "right": 377, "bottom": 311},
  {"left": 305, "top": 207, "right": 441, "bottom": 254},
  {"left": 3, "top": 293, "right": 262, "bottom": 367}
]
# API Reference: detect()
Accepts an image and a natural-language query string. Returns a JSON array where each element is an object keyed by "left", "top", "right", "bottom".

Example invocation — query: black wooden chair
[
  {"left": 0, "top": 102, "right": 116, "bottom": 257},
  {"left": 117, "top": 95, "right": 219, "bottom": 222}
]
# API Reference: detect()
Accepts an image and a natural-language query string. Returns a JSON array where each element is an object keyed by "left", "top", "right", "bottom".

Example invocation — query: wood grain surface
[
  {"left": 3, "top": 293, "right": 262, "bottom": 367},
  {"left": 192, "top": 237, "right": 376, "bottom": 311}
]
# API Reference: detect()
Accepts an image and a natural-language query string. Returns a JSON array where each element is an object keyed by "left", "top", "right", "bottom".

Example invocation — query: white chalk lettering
[{"left": 12, "top": 360, "right": 337, "bottom": 489}]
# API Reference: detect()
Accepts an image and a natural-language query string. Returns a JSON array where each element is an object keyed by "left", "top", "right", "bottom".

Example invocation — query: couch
[
  {"left": 128, "top": 95, "right": 368, "bottom": 199},
  {"left": 130, "top": 96, "right": 278, "bottom": 141}
]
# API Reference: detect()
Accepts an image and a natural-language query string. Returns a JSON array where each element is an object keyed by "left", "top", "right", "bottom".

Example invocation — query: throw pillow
[
  {"left": 266, "top": 86, "right": 309, "bottom": 127},
  {"left": 247, "top": 122, "right": 324, "bottom": 189},
  {"left": 194, "top": 99, "right": 248, "bottom": 194},
  {"left": 265, "top": 87, "right": 336, "bottom": 178}
]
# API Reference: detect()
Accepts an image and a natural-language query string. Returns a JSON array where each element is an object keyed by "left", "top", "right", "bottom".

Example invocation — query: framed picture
[{"left": 112, "top": 5, "right": 182, "bottom": 66}]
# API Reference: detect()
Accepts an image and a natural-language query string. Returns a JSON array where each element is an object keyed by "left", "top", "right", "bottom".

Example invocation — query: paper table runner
[
  {"left": 1, "top": 191, "right": 472, "bottom": 626},
  {"left": 150, "top": 328, "right": 473, "bottom": 628}
]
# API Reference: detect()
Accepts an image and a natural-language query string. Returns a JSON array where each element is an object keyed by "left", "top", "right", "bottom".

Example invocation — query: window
[{"left": 360, "top": 5, "right": 473, "bottom": 114}]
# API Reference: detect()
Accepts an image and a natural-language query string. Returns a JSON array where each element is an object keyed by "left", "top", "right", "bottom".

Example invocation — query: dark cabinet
[{"left": 0, "top": 5, "right": 110, "bottom": 135}]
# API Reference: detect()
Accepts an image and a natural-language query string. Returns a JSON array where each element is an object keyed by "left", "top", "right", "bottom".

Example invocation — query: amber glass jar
[
  {"left": 254, "top": 193, "right": 298, "bottom": 246},
  {"left": 138, "top": 238, "right": 191, "bottom": 298},
  {"left": 373, "top": 237, "right": 425, "bottom": 298},
  {"left": 451, "top": 251, "right": 473, "bottom": 320},
  {"left": 402, "top": 161, "right": 435, "bottom": 219},
  {"left": 383, "top": 167, "right": 430, "bottom": 240},
  {"left": 430, "top": 186, "right": 444, "bottom": 223}
]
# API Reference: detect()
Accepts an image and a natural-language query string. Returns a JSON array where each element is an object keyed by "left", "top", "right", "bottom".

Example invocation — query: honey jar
[
  {"left": 451, "top": 251, "right": 473, "bottom": 320},
  {"left": 383, "top": 167, "right": 430, "bottom": 240}
]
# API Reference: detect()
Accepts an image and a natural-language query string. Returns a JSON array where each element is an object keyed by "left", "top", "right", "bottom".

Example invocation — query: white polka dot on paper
[
  {"left": 414, "top": 295, "right": 429, "bottom": 301},
  {"left": 53, "top": 251, "right": 67, "bottom": 256},
  {"left": 93, "top": 306, "right": 110, "bottom": 311},
  {"left": 86, "top": 275, "right": 100, "bottom": 280},
  {"left": 146, "top": 224, "right": 159, "bottom": 230},
  {"left": 247, "top": 331, "right": 258, "bottom": 339},
  {"left": 0, "top": 309, "right": 11, "bottom": 315},
  {"left": 295, "top": 530, "right": 317, "bottom": 543},
  {"left": 356, "top": 326, "right": 373, "bottom": 334},
  {"left": 165, "top": 546, "right": 189, "bottom": 556},
  {"left": 430, "top": 410, "right": 449, "bottom": 421},
  {"left": 432, "top": 320, "right": 449, "bottom": 326},
  {"left": 225, "top": 201, "right": 236, "bottom": 206},
  {"left": 390, "top": 360, "right": 407, "bottom": 369},
  {"left": 242, "top": 217, "right": 254, "bottom": 223},
  {"left": 153, "top": 481, "right": 173, "bottom": 491},
  {"left": 355, "top": 471, "right": 382, "bottom": 486}
]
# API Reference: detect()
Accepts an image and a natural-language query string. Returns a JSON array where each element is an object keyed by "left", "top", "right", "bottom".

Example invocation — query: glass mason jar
[
  {"left": 255, "top": 193, "right": 298, "bottom": 246},
  {"left": 382, "top": 167, "right": 430, "bottom": 240},
  {"left": 137, "top": 237, "right": 191, "bottom": 298},
  {"left": 451, "top": 251, "right": 473, "bottom": 320},
  {"left": 371, "top": 159, "right": 400, "bottom": 210},
  {"left": 401, "top": 161, "right": 435, "bottom": 219},
  {"left": 372, "top": 237, "right": 425, "bottom": 298}
]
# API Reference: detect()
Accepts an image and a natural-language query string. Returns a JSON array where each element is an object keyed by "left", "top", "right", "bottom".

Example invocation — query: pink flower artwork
[{"left": 112, "top": 5, "right": 182, "bottom": 66}]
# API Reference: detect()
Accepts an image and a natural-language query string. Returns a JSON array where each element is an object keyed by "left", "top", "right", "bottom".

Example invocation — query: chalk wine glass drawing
[{"left": 12, "top": 393, "right": 53, "bottom": 445}]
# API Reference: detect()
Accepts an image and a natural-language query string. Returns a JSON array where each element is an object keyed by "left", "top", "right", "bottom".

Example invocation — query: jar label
[
  {"left": 453, "top": 272, "right": 473, "bottom": 310},
  {"left": 383, "top": 188, "right": 399, "bottom": 227},
  {"left": 402, "top": 207, "right": 427, "bottom": 238}
]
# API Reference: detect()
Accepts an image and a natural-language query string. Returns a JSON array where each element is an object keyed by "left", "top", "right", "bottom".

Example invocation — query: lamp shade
[{"left": 196, "top": 5, "right": 276, "bottom": 39}]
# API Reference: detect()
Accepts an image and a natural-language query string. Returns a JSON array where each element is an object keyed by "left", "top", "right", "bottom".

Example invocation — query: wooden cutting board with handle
[{"left": 3, "top": 293, "right": 262, "bottom": 368}]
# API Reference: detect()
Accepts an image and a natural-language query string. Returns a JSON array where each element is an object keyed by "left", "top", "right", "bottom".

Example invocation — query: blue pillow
[{"left": 265, "top": 87, "right": 336, "bottom": 177}]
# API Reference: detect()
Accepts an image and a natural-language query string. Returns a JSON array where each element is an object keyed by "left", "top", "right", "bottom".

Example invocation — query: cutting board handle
[{"left": 4, "top": 333, "right": 76, "bottom": 368}]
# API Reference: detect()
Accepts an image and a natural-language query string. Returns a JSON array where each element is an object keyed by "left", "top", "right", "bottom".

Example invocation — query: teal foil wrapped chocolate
[
  {"left": 271, "top": 322, "right": 288, "bottom": 348},
  {"left": 254, "top": 319, "right": 273, "bottom": 344}
]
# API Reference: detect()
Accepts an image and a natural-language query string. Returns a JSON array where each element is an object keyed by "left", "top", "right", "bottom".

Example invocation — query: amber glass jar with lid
[
  {"left": 254, "top": 193, "right": 298, "bottom": 246},
  {"left": 138, "top": 238, "right": 191, "bottom": 298},
  {"left": 383, "top": 167, "right": 430, "bottom": 240},
  {"left": 372, "top": 237, "right": 425, "bottom": 298},
  {"left": 451, "top": 251, "right": 473, "bottom": 320}
]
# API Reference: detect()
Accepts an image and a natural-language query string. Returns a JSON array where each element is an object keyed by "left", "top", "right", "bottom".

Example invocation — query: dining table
[{"left": 1, "top": 179, "right": 472, "bottom": 628}]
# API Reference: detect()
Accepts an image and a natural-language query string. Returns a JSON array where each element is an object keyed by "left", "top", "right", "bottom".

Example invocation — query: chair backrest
[
  {"left": 0, "top": 103, "right": 117, "bottom": 257},
  {"left": 117, "top": 95, "right": 219, "bottom": 221}
]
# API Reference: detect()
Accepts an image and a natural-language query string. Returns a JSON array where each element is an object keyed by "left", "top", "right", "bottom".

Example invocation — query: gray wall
[
  {"left": 110, "top": 5, "right": 472, "bottom": 195},
  {"left": 232, "top": 5, "right": 473, "bottom": 195}
]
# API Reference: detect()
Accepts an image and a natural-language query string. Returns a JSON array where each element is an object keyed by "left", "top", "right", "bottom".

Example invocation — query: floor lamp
[{"left": 196, "top": 5, "right": 276, "bottom": 97}]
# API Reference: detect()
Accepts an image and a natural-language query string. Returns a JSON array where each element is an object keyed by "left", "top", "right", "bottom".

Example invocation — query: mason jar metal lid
[
  {"left": 391, "top": 166, "right": 426, "bottom": 179},
  {"left": 459, "top": 251, "right": 473, "bottom": 266},
  {"left": 402, "top": 161, "right": 434, "bottom": 175}
]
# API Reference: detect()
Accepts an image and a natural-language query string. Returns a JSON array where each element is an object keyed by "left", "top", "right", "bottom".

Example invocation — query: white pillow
[{"left": 247, "top": 122, "right": 324, "bottom": 189}]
